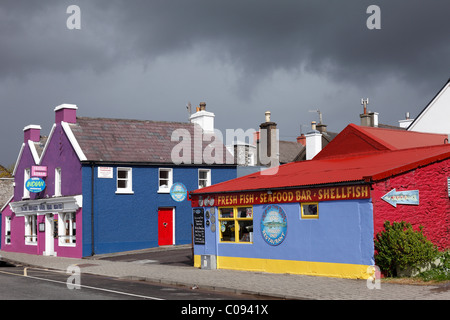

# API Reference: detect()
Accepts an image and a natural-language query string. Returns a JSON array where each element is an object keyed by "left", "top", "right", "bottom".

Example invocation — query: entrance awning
[{"left": 9, "top": 195, "right": 82, "bottom": 216}]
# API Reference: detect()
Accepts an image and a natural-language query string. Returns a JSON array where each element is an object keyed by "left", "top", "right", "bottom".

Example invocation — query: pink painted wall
[
  {"left": 372, "top": 159, "right": 450, "bottom": 250},
  {"left": 3, "top": 118, "right": 83, "bottom": 258}
]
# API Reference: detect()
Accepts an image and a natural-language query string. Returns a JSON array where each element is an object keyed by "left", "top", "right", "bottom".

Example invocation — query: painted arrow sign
[{"left": 381, "top": 189, "right": 419, "bottom": 207}]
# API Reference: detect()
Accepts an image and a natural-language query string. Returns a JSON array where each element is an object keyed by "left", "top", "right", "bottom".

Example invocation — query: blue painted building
[{"left": 2, "top": 103, "right": 236, "bottom": 258}]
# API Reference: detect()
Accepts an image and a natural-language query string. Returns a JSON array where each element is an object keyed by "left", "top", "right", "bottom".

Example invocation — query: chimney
[
  {"left": 55, "top": 104, "right": 77, "bottom": 124},
  {"left": 296, "top": 134, "right": 306, "bottom": 146},
  {"left": 305, "top": 121, "right": 322, "bottom": 160},
  {"left": 189, "top": 102, "right": 215, "bottom": 133},
  {"left": 398, "top": 112, "right": 414, "bottom": 129},
  {"left": 258, "top": 111, "right": 278, "bottom": 166},
  {"left": 316, "top": 123, "right": 327, "bottom": 133},
  {"left": 253, "top": 131, "right": 260, "bottom": 145},
  {"left": 23, "top": 125, "right": 41, "bottom": 143},
  {"left": 359, "top": 98, "right": 378, "bottom": 127}
]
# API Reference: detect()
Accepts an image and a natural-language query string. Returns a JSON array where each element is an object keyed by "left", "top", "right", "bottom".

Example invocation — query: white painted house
[{"left": 407, "top": 78, "right": 450, "bottom": 135}]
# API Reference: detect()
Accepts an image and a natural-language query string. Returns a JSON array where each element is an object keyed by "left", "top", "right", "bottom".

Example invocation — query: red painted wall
[{"left": 372, "top": 159, "right": 449, "bottom": 250}]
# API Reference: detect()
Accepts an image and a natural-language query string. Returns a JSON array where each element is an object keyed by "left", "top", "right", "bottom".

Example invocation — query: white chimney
[
  {"left": 189, "top": 102, "right": 215, "bottom": 133},
  {"left": 398, "top": 112, "right": 414, "bottom": 129},
  {"left": 305, "top": 121, "right": 322, "bottom": 160}
]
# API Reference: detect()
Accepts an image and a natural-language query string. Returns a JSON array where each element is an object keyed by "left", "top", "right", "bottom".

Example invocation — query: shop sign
[
  {"left": 191, "top": 184, "right": 370, "bottom": 207},
  {"left": 170, "top": 182, "right": 188, "bottom": 202},
  {"left": 261, "top": 204, "right": 287, "bottom": 246},
  {"left": 98, "top": 167, "right": 113, "bottom": 179},
  {"left": 193, "top": 208, "right": 205, "bottom": 244},
  {"left": 25, "top": 177, "right": 46, "bottom": 193},
  {"left": 31, "top": 166, "right": 47, "bottom": 177},
  {"left": 381, "top": 189, "right": 419, "bottom": 207},
  {"left": 20, "top": 203, "right": 63, "bottom": 213}
]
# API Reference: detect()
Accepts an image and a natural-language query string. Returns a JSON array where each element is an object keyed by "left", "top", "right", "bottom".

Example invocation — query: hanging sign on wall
[
  {"left": 261, "top": 204, "right": 288, "bottom": 246},
  {"left": 170, "top": 182, "right": 188, "bottom": 202},
  {"left": 381, "top": 189, "right": 419, "bottom": 207},
  {"left": 25, "top": 177, "right": 46, "bottom": 193}
]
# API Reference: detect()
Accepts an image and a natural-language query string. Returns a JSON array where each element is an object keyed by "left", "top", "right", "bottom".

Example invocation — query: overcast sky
[{"left": 1, "top": 0, "right": 449, "bottom": 167}]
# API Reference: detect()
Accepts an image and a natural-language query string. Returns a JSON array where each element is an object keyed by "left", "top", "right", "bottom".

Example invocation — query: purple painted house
[
  {"left": 1, "top": 104, "right": 236, "bottom": 258},
  {"left": 2, "top": 106, "right": 83, "bottom": 257}
]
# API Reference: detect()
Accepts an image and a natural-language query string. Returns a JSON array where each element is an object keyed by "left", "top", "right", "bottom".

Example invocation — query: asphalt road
[
  {"left": 0, "top": 261, "right": 274, "bottom": 301},
  {"left": 97, "top": 247, "right": 194, "bottom": 267}
]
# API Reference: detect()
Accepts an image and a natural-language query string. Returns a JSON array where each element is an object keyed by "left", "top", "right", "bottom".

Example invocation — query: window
[
  {"left": 4, "top": 216, "right": 11, "bottom": 244},
  {"left": 25, "top": 215, "right": 37, "bottom": 245},
  {"left": 301, "top": 202, "right": 319, "bottom": 219},
  {"left": 55, "top": 167, "right": 62, "bottom": 196},
  {"left": 198, "top": 169, "right": 211, "bottom": 189},
  {"left": 59, "top": 212, "right": 76, "bottom": 246},
  {"left": 116, "top": 168, "right": 133, "bottom": 194},
  {"left": 23, "top": 168, "right": 30, "bottom": 199},
  {"left": 219, "top": 206, "right": 253, "bottom": 243},
  {"left": 158, "top": 168, "right": 173, "bottom": 193}
]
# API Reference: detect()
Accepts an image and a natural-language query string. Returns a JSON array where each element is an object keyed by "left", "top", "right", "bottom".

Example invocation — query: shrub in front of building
[{"left": 374, "top": 220, "right": 439, "bottom": 277}]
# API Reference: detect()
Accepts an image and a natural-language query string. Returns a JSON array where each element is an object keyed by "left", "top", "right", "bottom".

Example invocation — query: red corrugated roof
[
  {"left": 191, "top": 144, "right": 450, "bottom": 194},
  {"left": 315, "top": 124, "right": 448, "bottom": 160}
]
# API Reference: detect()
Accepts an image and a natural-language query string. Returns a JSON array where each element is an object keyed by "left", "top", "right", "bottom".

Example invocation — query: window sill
[
  {"left": 115, "top": 190, "right": 134, "bottom": 195},
  {"left": 59, "top": 243, "right": 77, "bottom": 248},
  {"left": 157, "top": 189, "right": 171, "bottom": 194}
]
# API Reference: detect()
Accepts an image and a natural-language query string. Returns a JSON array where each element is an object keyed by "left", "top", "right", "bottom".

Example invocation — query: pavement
[{"left": 0, "top": 245, "right": 449, "bottom": 300}]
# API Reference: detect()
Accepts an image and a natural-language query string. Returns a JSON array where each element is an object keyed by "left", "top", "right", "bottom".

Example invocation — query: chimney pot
[
  {"left": 199, "top": 102, "right": 206, "bottom": 111},
  {"left": 311, "top": 121, "right": 317, "bottom": 131},
  {"left": 265, "top": 111, "right": 271, "bottom": 123}
]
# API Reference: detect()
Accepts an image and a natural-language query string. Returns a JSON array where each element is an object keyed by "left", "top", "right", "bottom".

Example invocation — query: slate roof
[
  {"left": 278, "top": 140, "right": 303, "bottom": 164},
  {"left": 69, "top": 117, "right": 234, "bottom": 164}
]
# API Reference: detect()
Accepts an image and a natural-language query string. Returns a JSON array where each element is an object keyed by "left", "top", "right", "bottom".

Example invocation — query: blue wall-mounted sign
[
  {"left": 381, "top": 189, "right": 419, "bottom": 207},
  {"left": 261, "top": 204, "right": 287, "bottom": 246},
  {"left": 170, "top": 182, "right": 188, "bottom": 202},
  {"left": 25, "top": 177, "right": 46, "bottom": 193}
]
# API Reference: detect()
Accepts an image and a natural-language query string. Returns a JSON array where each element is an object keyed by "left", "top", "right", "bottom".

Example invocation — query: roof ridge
[{"left": 75, "top": 116, "right": 193, "bottom": 126}]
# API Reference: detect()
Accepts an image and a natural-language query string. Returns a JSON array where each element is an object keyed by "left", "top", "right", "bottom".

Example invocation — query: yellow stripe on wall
[{"left": 194, "top": 255, "right": 372, "bottom": 279}]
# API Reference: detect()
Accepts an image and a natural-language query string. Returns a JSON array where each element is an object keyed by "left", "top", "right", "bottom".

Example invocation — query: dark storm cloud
[
  {"left": 1, "top": 1, "right": 448, "bottom": 88},
  {"left": 0, "top": 0, "right": 449, "bottom": 167}
]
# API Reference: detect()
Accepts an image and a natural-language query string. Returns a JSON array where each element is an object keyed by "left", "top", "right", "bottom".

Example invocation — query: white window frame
[
  {"left": 58, "top": 212, "right": 76, "bottom": 247},
  {"left": 25, "top": 215, "right": 37, "bottom": 245},
  {"left": 198, "top": 169, "right": 211, "bottom": 189},
  {"left": 4, "top": 216, "right": 11, "bottom": 245},
  {"left": 158, "top": 168, "right": 173, "bottom": 193},
  {"left": 23, "top": 168, "right": 30, "bottom": 199},
  {"left": 55, "top": 167, "right": 62, "bottom": 197},
  {"left": 116, "top": 167, "right": 134, "bottom": 194}
]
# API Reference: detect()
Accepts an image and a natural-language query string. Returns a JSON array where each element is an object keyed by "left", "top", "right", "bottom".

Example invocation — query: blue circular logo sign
[
  {"left": 25, "top": 177, "right": 46, "bottom": 193},
  {"left": 261, "top": 204, "right": 287, "bottom": 246},
  {"left": 170, "top": 182, "right": 187, "bottom": 202}
]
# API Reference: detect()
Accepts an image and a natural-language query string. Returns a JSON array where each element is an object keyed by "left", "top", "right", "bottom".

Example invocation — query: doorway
[
  {"left": 44, "top": 214, "right": 56, "bottom": 256},
  {"left": 158, "top": 208, "right": 174, "bottom": 246}
]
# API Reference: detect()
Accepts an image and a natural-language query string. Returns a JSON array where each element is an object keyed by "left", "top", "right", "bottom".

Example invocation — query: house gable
[{"left": 408, "top": 78, "right": 450, "bottom": 135}]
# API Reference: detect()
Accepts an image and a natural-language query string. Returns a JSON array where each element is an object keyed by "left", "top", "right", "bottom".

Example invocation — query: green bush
[
  {"left": 374, "top": 221, "right": 439, "bottom": 277},
  {"left": 417, "top": 251, "right": 449, "bottom": 282}
]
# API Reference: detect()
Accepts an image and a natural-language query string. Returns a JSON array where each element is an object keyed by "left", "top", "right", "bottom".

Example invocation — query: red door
[{"left": 158, "top": 208, "right": 173, "bottom": 246}]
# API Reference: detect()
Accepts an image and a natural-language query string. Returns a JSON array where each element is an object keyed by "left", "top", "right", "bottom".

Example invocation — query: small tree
[{"left": 374, "top": 221, "right": 439, "bottom": 277}]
